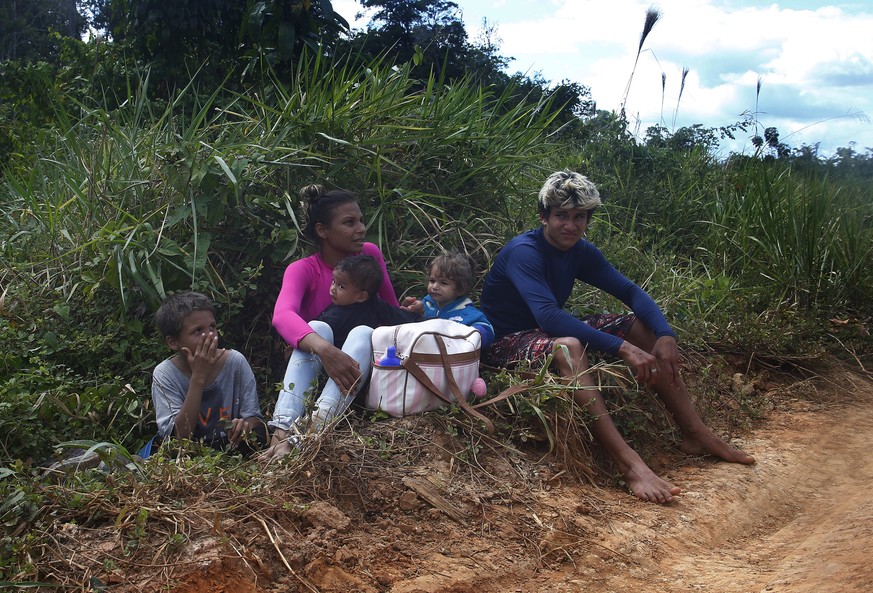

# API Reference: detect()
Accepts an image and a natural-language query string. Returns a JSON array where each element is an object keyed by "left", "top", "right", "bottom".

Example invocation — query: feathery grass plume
[
  {"left": 660, "top": 71, "right": 667, "bottom": 125},
  {"left": 620, "top": 6, "right": 661, "bottom": 116},
  {"left": 672, "top": 66, "right": 689, "bottom": 129},
  {"left": 752, "top": 75, "right": 764, "bottom": 146},
  {"left": 781, "top": 109, "right": 871, "bottom": 142}
]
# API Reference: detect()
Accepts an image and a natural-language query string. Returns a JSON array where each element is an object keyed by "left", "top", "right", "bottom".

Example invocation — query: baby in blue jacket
[{"left": 404, "top": 252, "right": 494, "bottom": 347}]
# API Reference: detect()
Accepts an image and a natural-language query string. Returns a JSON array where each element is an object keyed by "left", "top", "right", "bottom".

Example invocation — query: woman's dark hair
[
  {"left": 300, "top": 184, "right": 359, "bottom": 244},
  {"left": 428, "top": 251, "right": 476, "bottom": 296}
]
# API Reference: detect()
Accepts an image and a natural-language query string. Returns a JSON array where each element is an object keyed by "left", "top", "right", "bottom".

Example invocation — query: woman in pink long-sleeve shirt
[{"left": 262, "top": 184, "right": 399, "bottom": 459}]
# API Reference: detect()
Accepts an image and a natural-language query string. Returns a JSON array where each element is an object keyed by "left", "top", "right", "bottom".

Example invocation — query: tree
[
  {"left": 751, "top": 126, "right": 790, "bottom": 160},
  {"left": 242, "top": 0, "right": 349, "bottom": 70},
  {"left": 101, "top": 0, "right": 239, "bottom": 90},
  {"left": 545, "top": 80, "right": 595, "bottom": 121},
  {"left": 103, "top": 0, "right": 349, "bottom": 91},
  {"left": 464, "top": 16, "right": 508, "bottom": 86},
  {"left": 0, "top": 0, "right": 87, "bottom": 62},
  {"left": 351, "top": 0, "right": 471, "bottom": 81},
  {"left": 828, "top": 144, "right": 873, "bottom": 180},
  {"left": 645, "top": 123, "right": 719, "bottom": 152}
]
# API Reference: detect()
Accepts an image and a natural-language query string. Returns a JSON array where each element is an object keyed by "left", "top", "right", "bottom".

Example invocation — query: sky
[{"left": 332, "top": 0, "right": 873, "bottom": 158}]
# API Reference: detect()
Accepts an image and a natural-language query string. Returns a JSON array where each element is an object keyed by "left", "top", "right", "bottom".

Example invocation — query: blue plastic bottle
[{"left": 379, "top": 346, "right": 402, "bottom": 366}]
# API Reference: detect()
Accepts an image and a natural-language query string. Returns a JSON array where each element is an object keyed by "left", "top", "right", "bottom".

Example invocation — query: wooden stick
[{"left": 402, "top": 477, "right": 467, "bottom": 523}]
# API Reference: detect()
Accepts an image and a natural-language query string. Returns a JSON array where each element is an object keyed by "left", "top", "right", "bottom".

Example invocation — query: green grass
[{"left": 701, "top": 160, "right": 873, "bottom": 311}]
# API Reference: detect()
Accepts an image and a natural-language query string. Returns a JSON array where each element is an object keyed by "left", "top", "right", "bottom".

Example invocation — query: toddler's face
[
  {"left": 330, "top": 269, "right": 368, "bottom": 306},
  {"left": 427, "top": 272, "right": 461, "bottom": 308}
]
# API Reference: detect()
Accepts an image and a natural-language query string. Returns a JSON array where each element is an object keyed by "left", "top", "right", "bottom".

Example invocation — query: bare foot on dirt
[
  {"left": 256, "top": 439, "right": 295, "bottom": 463},
  {"left": 680, "top": 427, "right": 756, "bottom": 464},
  {"left": 625, "top": 465, "right": 682, "bottom": 504}
]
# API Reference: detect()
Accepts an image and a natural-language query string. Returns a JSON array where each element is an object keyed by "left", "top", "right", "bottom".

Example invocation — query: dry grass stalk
[
  {"left": 621, "top": 6, "right": 662, "bottom": 116},
  {"left": 672, "top": 66, "right": 690, "bottom": 129}
]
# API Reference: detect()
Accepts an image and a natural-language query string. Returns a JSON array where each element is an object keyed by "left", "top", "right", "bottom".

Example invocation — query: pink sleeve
[
  {"left": 364, "top": 243, "right": 399, "bottom": 306},
  {"left": 272, "top": 256, "right": 329, "bottom": 348},
  {"left": 273, "top": 246, "right": 398, "bottom": 348}
]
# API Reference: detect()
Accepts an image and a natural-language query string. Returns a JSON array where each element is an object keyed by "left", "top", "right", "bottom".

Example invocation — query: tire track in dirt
[{"left": 586, "top": 377, "right": 873, "bottom": 593}]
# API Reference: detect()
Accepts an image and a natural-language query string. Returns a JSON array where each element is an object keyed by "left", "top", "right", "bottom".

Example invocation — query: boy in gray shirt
[{"left": 151, "top": 291, "right": 266, "bottom": 454}]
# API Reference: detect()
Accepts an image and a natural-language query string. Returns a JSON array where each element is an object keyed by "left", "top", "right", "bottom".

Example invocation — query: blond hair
[{"left": 537, "top": 170, "right": 601, "bottom": 216}]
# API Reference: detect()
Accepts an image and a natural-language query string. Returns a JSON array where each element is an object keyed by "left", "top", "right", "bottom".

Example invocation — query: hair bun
[{"left": 300, "top": 184, "right": 325, "bottom": 204}]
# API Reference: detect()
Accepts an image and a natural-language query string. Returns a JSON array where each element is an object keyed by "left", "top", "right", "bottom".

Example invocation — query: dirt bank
[{"left": 46, "top": 369, "right": 873, "bottom": 593}]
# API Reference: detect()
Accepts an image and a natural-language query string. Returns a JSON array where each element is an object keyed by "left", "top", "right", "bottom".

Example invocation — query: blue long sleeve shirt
[{"left": 480, "top": 228, "right": 675, "bottom": 355}]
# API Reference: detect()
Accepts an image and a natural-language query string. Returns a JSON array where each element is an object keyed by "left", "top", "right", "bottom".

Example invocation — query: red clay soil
[
  {"left": 137, "top": 371, "right": 873, "bottom": 593},
  {"left": 46, "top": 373, "right": 873, "bottom": 593}
]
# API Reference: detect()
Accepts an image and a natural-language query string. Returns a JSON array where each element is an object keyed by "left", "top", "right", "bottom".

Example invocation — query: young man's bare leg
[
  {"left": 552, "top": 337, "right": 682, "bottom": 503},
  {"left": 622, "top": 324, "right": 755, "bottom": 464}
]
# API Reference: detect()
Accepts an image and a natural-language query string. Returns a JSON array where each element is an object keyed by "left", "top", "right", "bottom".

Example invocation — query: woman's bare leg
[{"left": 552, "top": 338, "right": 682, "bottom": 503}]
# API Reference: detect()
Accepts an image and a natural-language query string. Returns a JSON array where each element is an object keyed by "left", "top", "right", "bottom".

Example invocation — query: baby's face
[
  {"left": 427, "top": 272, "right": 461, "bottom": 308},
  {"left": 330, "top": 269, "right": 368, "bottom": 306}
]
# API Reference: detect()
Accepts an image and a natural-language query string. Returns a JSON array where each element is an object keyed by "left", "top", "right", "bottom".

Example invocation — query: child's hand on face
[{"left": 182, "top": 332, "right": 225, "bottom": 379}]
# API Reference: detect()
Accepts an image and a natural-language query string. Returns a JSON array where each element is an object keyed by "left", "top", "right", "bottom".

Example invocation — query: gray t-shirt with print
[{"left": 151, "top": 349, "right": 263, "bottom": 446}]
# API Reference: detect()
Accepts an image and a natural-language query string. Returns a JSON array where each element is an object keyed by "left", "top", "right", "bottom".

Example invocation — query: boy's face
[
  {"left": 427, "top": 270, "right": 461, "bottom": 308},
  {"left": 165, "top": 309, "right": 218, "bottom": 353},
  {"left": 540, "top": 206, "right": 592, "bottom": 251},
  {"left": 330, "top": 269, "right": 369, "bottom": 306}
]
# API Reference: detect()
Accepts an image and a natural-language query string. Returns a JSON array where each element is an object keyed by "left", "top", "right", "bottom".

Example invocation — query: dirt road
[
  {"left": 370, "top": 373, "right": 873, "bottom": 593},
  {"left": 586, "top": 376, "right": 873, "bottom": 593}
]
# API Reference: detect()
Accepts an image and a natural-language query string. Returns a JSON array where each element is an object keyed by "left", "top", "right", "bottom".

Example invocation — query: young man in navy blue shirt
[{"left": 481, "top": 170, "right": 754, "bottom": 504}]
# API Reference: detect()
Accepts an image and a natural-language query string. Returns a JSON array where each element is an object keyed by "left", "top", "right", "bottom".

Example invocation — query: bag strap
[
  {"left": 407, "top": 327, "right": 481, "bottom": 352},
  {"left": 403, "top": 334, "right": 496, "bottom": 435}
]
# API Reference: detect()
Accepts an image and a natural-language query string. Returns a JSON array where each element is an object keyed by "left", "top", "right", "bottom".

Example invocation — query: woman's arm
[
  {"left": 298, "top": 331, "right": 362, "bottom": 395},
  {"left": 273, "top": 258, "right": 320, "bottom": 347}
]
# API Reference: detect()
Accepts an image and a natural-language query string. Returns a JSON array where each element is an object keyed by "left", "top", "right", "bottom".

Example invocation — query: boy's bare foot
[
  {"left": 625, "top": 465, "right": 682, "bottom": 504},
  {"left": 680, "top": 427, "right": 756, "bottom": 464}
]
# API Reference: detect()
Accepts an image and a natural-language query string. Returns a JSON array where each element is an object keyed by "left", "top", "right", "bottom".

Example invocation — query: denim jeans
[{"left": 268, "top": 321, "right": 373, "bottom": 432}]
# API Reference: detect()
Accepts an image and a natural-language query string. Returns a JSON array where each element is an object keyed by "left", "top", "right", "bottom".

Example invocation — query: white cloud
[
  {"left": 332, "top": 0, "right": 873, "bottom": 154},
  {"left": 463, "top": 0, "right": 873, "bottom": 154}
]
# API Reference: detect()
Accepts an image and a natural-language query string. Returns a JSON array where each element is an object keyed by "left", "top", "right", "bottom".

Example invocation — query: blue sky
[{"left": 333, "top": 1, "right": 873, "bottom": 157}]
